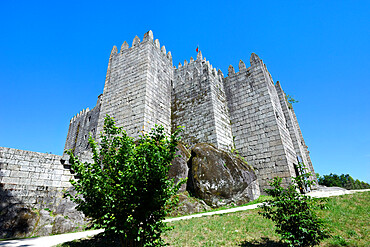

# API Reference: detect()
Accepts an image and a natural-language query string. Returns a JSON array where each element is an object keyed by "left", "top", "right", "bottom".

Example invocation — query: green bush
[
  {"left": 259, "top": 163, "right": 329, "bottom": 247},
  {"left": 66, "top": 116, "right": 183, "bottom": 247}
]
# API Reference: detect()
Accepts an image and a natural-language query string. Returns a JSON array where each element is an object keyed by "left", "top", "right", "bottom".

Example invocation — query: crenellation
[
  {"left": 239, "top": 60, "right": 246, "bottom": 71},
  {"left": 197, "top": 50, "right": 202, "bottom": 60},
  {"left": 143, "top": 30, "right": 154, "bottom": 41},
  {"left": 161, "top": 45, "right": 166, "bottom": 55},
  {"left": 228, "top": 65, "right": 235, "bottom": 75},
  {"left": 250, "top": 53, "right": 261, "bottom": 66},
  {"left": 111, "top": 45, "right": 118, "bottom": 55},
  {"left": 167, "top": 51, "right": 172, "bottom": 64},
  {"left": 132, "top": 35, "right": 140, "bottom": 46},
  {"left": 121, "top": 41, "right": 129, "bottom": 52},
  {"left": 154, "top": 39, "right": 160, "bottom": 49}
]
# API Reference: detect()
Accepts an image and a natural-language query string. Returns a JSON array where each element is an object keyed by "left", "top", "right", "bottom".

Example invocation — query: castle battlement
[
  {"left": 70, "top": 107, "right": 90, "bottom": 124},
  {"left": 109, "top": 31, "right": 173, "bottom": 67},
  {"left": 64, "top": 31, "right": 316, "bottom": 191},
  {"left": 174, "top": 51, "right": 223, "bottom": 84}
]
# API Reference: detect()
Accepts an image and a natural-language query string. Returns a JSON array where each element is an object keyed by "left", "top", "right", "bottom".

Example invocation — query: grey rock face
[
  {"left": 0, "top": 147, "right": 87, "bottom": 238},
  {"left": 167, "top": 192, "right": 211, "bottom": 217},
  {"left": 187, "top": 143, "right": 260, "bottom": 207},
  {"left": 168, "top": 143, "right": 190, "bottom": 192}
]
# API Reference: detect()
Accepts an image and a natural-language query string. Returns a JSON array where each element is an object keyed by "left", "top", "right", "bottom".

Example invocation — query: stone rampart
[{"left": 0, "top": 147, "right": 85, "bottom": 238}]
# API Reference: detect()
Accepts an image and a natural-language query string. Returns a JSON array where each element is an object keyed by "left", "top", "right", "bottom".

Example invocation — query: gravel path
[{"left": 1, "top": 188, "right": 369, "bottom": 247}]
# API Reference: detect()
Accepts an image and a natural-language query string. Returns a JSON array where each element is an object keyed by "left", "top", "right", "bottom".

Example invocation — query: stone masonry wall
[
  {"left": 224, "top": 54, "right": 297, "bottom": 190},
  {"left": 0, "top": 147, "right": 86, "bottom": 238},
  {"left": 291, "top": 108, "right": 316, "bottom": 183},
  {"left": 172, "top": 52, "right": 233, "bottom": 150},
  {"left": 275, "top": 82, "right": 311, "bottom": 165},
  {"left": 96, "top": 31, "right": 173, "bottom": 140},
  {"left": 144, "top": 32, "right": 173, "bottom": 134},
  {"left": 275, "top": 84, "right": 317, "bottom": 183}
]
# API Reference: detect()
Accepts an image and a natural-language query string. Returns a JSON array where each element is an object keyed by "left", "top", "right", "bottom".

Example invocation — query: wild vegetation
[{"left": 317, "top": 173, "right": 370, "bottom": 190}]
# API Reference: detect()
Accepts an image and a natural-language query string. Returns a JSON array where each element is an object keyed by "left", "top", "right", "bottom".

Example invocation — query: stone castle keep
[
  {"left": 0, "top": 30, "right": 316, "bottom": 238},
  {"left": 65, "top": 30, "right": 315, "bottom": 190}
]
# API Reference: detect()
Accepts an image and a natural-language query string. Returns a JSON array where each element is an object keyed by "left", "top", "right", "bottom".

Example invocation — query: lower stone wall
[{"left": 0, "top": 147, "right": 86, "bottom": 239}]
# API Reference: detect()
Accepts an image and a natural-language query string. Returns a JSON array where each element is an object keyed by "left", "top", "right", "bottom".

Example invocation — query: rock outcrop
[
  {"left": 168, "top": 143, "right": 190, "bottom": 192},
  {"left": 167, "top": 192, "right": 211, "bottom": 217},
  {"left": 187, "top": 143, "right": 260, "bottom": 207}
]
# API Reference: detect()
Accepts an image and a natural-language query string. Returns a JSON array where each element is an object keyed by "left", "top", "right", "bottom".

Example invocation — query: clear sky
[{"left": 0, "top": 1, "right": 369, "bottom": 183}]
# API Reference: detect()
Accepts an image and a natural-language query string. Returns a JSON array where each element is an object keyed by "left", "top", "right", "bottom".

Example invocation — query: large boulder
[
  {"left": 187, "top": 143, "right": 260, "bottom": 207},
  {"left": 168, "top": 143, "right": 190, "bottom": 192}
]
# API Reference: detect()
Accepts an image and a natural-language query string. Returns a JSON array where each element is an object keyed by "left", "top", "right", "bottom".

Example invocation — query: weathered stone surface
[
  {"left": 168, "top": 143, "right": 190, "bottom": 192},
  {"left": 0, "top": 205, "right": 36, "bottom": 238},
  {"left": 187, "top": 143, "right": 260, "bottom": 207},
  {"left": 172, "top": 55, "right": 234, "bottom": 151},
  {"left": 0, "top": 147, "right": 87, "bottom": 238},
  {"left": 0, "top": 198, "right": 87, "bottom": 239},
  {"left": 167, "top": 192, "right": 211, "bottom": 217}
]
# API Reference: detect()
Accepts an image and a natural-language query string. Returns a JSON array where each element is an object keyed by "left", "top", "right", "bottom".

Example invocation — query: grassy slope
[
  {"left": 165, "top": 191, "right": 369, "bottom": 246},
  {"left": 56, "top": 191, "right": 369, "bottom": 247},
  {"left": 318, "top": 191, "right": 369, "bottom": 246}
]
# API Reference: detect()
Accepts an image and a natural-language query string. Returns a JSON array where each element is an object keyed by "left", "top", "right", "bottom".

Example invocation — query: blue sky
[{"left": 0, "top": 1, "right": 369, "bottom": 182}]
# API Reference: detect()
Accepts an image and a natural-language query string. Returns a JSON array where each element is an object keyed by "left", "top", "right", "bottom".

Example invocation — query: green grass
[
  {"left": 167, "top": 194, "right": 273, "bottom": 219},
  {"left": 55, "top": 191, "right": 369, "bottom": 247},
  {"left": 164, "top": 209, "right": 281, "bottom": 246},
  {"left": 318, "top": 191, "right": 369, "bottom": 246}
]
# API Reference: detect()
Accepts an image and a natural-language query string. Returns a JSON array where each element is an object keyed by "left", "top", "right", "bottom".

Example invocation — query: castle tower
[
  {"left": 96, "top": 31, "right": 173, "bottom": 138},
  {"left": 223, "top": 54, "right": 300, "bottom": 189},
  {"left": 172, "top": 52, "right": 233, "bottom": 150}
]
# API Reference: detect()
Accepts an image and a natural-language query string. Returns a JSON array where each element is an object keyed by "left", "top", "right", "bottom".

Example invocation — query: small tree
[
  {"left": 66, "top": 116, "right": 183, "bottom": 247},
  {"left": 259, "top": 163, "right": 329, "bottom": 247}
]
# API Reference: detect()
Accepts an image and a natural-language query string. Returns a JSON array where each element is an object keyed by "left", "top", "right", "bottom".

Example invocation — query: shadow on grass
[
  {"left": 58, "top": 233, "right": 121, "bottom": 247},
  {"left": 240, "top": 237, "right": 288, "bottom": 247}
]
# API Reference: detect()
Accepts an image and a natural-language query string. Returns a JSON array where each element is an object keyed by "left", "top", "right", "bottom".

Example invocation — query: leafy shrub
[
  {"left": 259, "top": 163, "right": 329, "bottom": 247},
  {"left": 66, "top": 116, "right": 183, "bottom": 246}
]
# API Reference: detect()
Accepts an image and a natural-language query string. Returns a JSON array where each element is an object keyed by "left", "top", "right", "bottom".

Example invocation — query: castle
[
  {"left": 0, "top": 30, "right": 317, "bottom": 238},
  {"left": 64, "top": 30, "right": 316, "bottom": 190}
]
